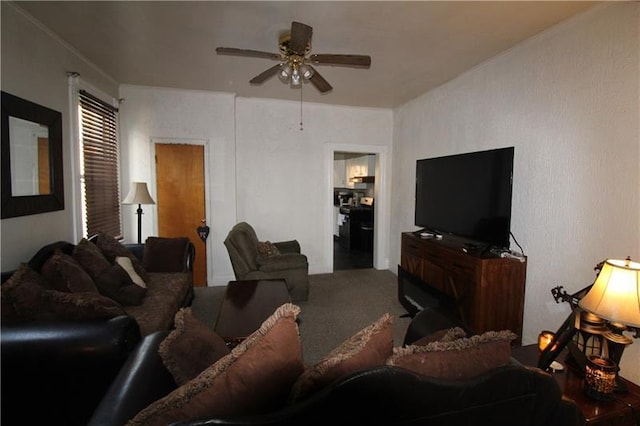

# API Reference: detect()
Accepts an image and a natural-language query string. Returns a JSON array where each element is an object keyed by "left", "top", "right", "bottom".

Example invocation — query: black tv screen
[{"left": 415, "top": 147, "right": 514, "bottom": 249}]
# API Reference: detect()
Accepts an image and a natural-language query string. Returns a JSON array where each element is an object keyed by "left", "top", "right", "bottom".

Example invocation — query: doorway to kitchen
[{"left": 333, "top": 151, "right": 376, "bottom": 271}]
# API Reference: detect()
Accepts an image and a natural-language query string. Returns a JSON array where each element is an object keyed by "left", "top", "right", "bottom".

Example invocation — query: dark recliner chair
[{"left": 224, "top": 222, "right": 309, "bottom": 302}]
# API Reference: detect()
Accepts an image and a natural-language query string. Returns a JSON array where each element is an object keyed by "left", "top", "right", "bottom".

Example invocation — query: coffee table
[{"left": 214, "top": 279, "right": 290, "bottom": 347}]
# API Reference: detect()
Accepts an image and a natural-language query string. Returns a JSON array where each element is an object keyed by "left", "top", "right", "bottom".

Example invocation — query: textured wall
[
  {"left": 0, "top": 3, "right": 118, "bottom": 271},
  {"left": 118, "top": 85, "right": 237, "bottom": 285},
  {"left": 391, "top": 3, "right": 639, "bottom": 382}
]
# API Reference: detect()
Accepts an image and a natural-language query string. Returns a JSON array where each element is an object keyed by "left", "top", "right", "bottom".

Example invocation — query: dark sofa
[
  {"left": 88, "top": 307, "right": 584, "bottom": 426},
  {"left": 0, "top": 235, "right": 195, "bottom": 426}
]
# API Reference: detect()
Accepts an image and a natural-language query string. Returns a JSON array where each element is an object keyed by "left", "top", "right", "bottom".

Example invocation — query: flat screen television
[{"left": 415, "top": 147, "right": 514, "bottom": 249}]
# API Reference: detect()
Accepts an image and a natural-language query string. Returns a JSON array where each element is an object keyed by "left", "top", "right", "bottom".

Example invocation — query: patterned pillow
[
  {"left": 288, "top": 313, "right": 394, "bottom": 402},
  {"left": 411, "top": 326, "right": 467, "bottom": 346},
  {"left": 93, "top": 263, "right": 146, "bottom": 306},
  {"left": 93, "top": 232, "right": 149, "bottom": 282},
  {"left": 128, "top": 303, "right": 303, "bottom": 425},
  {"left": 257, "top": 241, "right": 280, "bottom": 258},
  {"left": 40, "top": 250, "right": 98, "bottom": 293},
  {"left": 159, "top": 308, "right": 230, "bottom": 386},
  {"left": 386, "top": 330, "right": 517, "bottom": 380},
  {"left": 0, "top": 264, "right": 48, "bottom": 323},
  {"left": 0, "top": 263, "right": 126, "bottom": 322},
  {"left": 73, "top": 238, "right": 111, "bottom": 278},
  {"left": 41, "top": 289, "right": 127, "bottom": 320}
]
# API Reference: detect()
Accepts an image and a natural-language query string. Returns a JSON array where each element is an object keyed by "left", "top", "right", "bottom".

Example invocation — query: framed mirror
[{"left": 1, "top": 91, "right": 64, "bottom": 218}]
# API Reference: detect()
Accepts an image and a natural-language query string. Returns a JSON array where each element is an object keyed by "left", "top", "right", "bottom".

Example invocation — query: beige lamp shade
[
  {"left": 579, "top": 258, "right": 640, "bottom": 328},
  {"left": 122, "top": 182, "right": 155, "bottom": 205}
]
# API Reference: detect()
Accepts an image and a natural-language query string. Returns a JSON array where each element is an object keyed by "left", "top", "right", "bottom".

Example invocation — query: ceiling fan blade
[
  {"left": 216, "top": 47, "right": 281, "bottom": 60},
  {"left": 249, "top": 64, "right": 282, "bottom": 84},
  {"left": 307, "top": 66, "right": 332, "bottom": 93},
  {"left": 309, "top": 54, "right": 371, "bottom": 68},
  {"left": 289, "top": 22, "right": 313, "bottom": 55}
]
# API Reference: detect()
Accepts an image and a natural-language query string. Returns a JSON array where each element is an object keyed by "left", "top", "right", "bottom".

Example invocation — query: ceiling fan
[{"left": 216, "top": 21, "right": 371, "bottom": 93}]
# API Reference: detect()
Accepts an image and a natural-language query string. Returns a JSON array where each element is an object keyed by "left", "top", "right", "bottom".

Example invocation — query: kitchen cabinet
[
  {"left": 346, "top": 154, "right": 375, "bottom": 189},
  {"left": 333, "top": 158, "right": 347, "bottom": 187}
]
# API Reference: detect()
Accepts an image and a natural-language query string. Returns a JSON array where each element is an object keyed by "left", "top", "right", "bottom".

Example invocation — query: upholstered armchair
[{"left": 223, "top": 222, "right": 309, "bottom": 301}]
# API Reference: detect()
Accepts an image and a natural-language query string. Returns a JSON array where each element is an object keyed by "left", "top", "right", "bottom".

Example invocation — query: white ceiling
[{"left": 15, "top": 1, "right": 597, "bottom": 109}]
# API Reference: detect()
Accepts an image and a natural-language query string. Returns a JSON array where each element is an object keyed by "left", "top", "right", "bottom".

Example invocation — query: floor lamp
[{"left": 122, "top": 182, "right": 155, "bottom": 244}]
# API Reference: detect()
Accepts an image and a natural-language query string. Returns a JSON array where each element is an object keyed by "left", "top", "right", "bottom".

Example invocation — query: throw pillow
[
  {"left": 128, "top": 303, "right": 303, "bottom": 426},
  {"left": 0, "top": 264, "right": 48, "bottom": 323},
  {"left": 411, "top": 326, "right": 467, "bottom": 346},
  {"left": 94, "top": 263, "right": 147, "bottom": 306},
  {"left": 159, "top": 308, "right": 230, "bottom": 386},
  {"left": 93, "top": 232, "right": 149, "bottom": 282},
  {"left": 73, "top": 238, "right": 111, "bottom": 278},
  {"left": 143, "top": 237, "right": 190, "bottom": 273},
  {"left": 40, "top": 250, "right": 99, "bottom": 293},
  {"left": 288, "top": 312, "right": 394, "bottom": 402},
  {"left": 0, "top": 264, "right": 126, "bottom": 322},
  {"left": 115, "top": 256, "right": 146, "bottom": 288},
  {"left": 386, "top": 330, "right": 517, "bottom": 380},
  {"left": 257, "top": 241, "right": 280, "bottom": 258},
  {"left": 42, "top": 289, "right": 127, "bottom": 320}
]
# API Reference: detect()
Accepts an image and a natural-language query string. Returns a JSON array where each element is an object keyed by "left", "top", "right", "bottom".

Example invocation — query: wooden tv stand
[{"left": 400, "top": 232, "right": 527, "bottom": 345}]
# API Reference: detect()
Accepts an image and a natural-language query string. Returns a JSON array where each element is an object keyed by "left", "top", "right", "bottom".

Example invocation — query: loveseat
[
  {"left": 0, "top": 234, "right": 195, "bottom": 425},
  {"left": 88, "top": 305, "right": 584, "bottom": 426}
]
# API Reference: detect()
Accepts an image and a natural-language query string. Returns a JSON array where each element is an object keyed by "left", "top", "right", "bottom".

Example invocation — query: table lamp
[
  {"left": 579, "top": 258, "right": 640, "bottom": 361},
  {"left": 578, "top": 257, "right": 640, "bottom": 397},
  {"left": 122, "top": 182, "right": 155, "bottom": 244}
]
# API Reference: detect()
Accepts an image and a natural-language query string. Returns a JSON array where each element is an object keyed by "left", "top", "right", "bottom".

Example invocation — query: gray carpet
[{"left": 191, "top": 269, "right": 411, "bottom": 364}]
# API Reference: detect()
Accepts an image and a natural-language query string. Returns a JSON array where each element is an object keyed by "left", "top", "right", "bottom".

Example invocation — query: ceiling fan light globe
[
  {"left": 279, "top": 63, "right": 292, "bottom": 81},
  {"left": 291, "top": 72, "right": 301, "bottom": 86},
  {"left": 300, "top": 64, "right": 314, "bottom": 80}
]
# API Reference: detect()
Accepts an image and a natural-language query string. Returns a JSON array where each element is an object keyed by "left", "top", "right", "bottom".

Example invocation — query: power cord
[{"left": 510, "top": 231, "right": 525, "bottom": 256}]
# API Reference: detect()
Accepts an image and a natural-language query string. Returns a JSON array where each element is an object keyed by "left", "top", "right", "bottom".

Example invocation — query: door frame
[
  {"left": 325, "top": 143, "right": 390, "bottom": 272},
  {"left": 150, "top": 137, "right": 212, "bottom": 285}
]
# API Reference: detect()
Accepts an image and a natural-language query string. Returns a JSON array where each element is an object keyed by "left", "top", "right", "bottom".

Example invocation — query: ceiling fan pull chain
[{"left": 300, "top": 83, "right": 304, "bottom": 131}]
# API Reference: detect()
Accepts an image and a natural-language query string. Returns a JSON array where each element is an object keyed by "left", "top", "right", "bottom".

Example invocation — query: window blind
[{"left": 79, "top": 90, "right": 122, "bottom": 238}]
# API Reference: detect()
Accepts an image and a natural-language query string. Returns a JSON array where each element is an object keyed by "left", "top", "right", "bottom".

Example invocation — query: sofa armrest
[
  {"left": 273, "top": 239, "right": 301, "bottom": 254},
  {"left": 88, "top": 331, "right": 177, "bottom": 426},
  {"left": 1, "top": 315, "right": 141, "bottom": 425},
  {"left": 258, "top": 253, "right": 308, "bottom": 272},
  {"left": 142, "top": 237, "right": 195, "bottom": 273},
  {"left": 1, "top": 314, "right": 141, "bottom": 363}
]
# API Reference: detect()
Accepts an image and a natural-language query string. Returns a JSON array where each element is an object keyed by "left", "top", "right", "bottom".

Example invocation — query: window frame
[{"left": 69, "top": 76, "right": 122, "bottom": 241}]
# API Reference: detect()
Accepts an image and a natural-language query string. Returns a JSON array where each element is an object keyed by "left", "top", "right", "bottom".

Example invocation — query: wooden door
[{"left": 155, "top": 143, "right": 207, "bottom": 286}]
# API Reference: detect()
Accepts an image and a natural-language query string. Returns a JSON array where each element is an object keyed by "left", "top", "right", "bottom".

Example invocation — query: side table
[{"left": 512, "top": 344, "right": 640, "bottom": 426}]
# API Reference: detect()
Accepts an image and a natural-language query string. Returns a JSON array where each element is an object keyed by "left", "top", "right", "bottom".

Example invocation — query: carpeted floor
[{"left": 191, "top": 269, "right": 411, "bottom": 364}]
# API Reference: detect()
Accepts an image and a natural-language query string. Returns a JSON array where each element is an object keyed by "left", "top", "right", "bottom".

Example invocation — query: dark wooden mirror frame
[{"left": 1, "top": 91, "right": 64, "bottom": 218}]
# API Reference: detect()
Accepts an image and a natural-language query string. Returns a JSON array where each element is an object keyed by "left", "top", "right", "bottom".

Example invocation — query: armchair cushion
[{"left": 257, "top": 253, "right": 308, "bottom": 271}]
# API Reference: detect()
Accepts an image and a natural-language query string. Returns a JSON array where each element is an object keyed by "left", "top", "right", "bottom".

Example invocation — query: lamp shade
[
  {"left": 579, "top": 258, "right": 640, "bottom": 328},
  {"left": 122, "top": 182, "right": 155, "bottom": 205}
]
